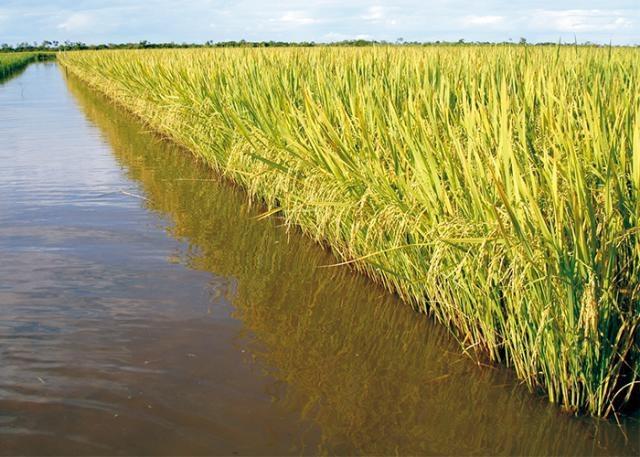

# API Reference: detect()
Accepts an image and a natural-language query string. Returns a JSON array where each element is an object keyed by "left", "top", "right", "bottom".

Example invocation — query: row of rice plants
[
  {"left": 0, "top": 52, "right": 53, "bottom": 80},
  {"left": 58, "top": 46, "right": 640, "bottom": 416}
]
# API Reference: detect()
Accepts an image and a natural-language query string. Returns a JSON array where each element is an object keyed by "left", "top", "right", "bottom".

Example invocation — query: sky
[{"left": 1, "top": 0, "right": 639, "bottom": 45}]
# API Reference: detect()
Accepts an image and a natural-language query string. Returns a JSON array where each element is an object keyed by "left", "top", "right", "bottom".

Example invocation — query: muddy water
[{"left": 0, "top": 62, "right": 637, "bottom": 455}]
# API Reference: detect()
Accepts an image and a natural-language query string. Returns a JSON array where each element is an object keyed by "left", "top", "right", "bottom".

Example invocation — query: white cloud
[
  {"left": 323, "top": 32, "right": 372, "bottom": 41},
  {"left": 530, "top": 9, "right": 633, "bottom": 32},
  {"left": 361, "top": 5, "right": 398, "bottom": 27},
  {"left": 2, "top": 1, "right": 639, "bottom": 46},
  {"left": 275, "top": 11, "right": 319, "bottom": 26},
  {"left": 57, "top": 12, "right": 94, "bottom": 31},
  {"left": 460, "top": 15, "right": 505, "bottom": 27},
  {"left": 362, "top": 6, "right": 385, "bottom": 22}
]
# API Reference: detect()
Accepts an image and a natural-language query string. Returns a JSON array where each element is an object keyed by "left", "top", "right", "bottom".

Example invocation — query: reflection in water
[
  {"left": 0, "top": 65, "right": 27, "bottom": 85},
  {"left": 63, "top": 68, "right": 639, "bottom": 455},
  {"left": 1, "top": 63, "right": 318, "bottom": 456}
]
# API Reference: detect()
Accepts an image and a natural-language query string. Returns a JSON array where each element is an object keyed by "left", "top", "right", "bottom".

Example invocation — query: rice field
[
  {"left": 58, "top": 46, "right": 640, "bottom": 417},
  {"left": 0, "top": 52, "right": 53, "bottom": 80}
]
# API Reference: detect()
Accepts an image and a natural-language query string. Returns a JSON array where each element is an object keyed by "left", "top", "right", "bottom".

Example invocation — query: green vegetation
[
  {"left": 0, "top": 52, "right": 54, "bottom": 81},
  {"left": 58, "top": 46, "right": 640, "bottom": 417},
  {"left": 68, "top": 75, "right": 636, "bottom": 455},
  {"left": 2, "top": 39, "right": 629, "bottom": 53}
]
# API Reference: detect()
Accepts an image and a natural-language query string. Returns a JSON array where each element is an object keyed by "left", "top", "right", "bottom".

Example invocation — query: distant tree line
[{"left": 0, "top": 38, "right": 634, "bottom": 53}]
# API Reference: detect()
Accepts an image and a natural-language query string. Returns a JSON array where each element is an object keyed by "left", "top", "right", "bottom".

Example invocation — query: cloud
[
  {"left": 460, "top": 15, "right": 505, "bottom": 27},
  {"left": 361, "top": 5, "right": 398, "bottom": 27},
  {"left": 323, "top": 32, "right": 372, "bottom": 42},
  {"left": 362, "top": 6, "right": 385, "bottom": 22},
  {"left": 275, "top": 11, "right": 319, "bottom": 26},
  {"left": 530, "top": 9, "right": 634, "bottom": 32},
  {"left": 1, "top": 1, "right": 639, "bottom": 45},
  {"left": 57, "top": 12, "right": 94, "bottom": 31}
]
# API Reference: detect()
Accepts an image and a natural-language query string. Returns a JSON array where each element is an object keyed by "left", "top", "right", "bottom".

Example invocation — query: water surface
[{"left": 0, "top": 63, "right": 637, "bottom": 455}]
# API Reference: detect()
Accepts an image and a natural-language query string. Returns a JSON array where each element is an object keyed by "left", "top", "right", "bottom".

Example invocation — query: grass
[
  {"left": 0, "top": 52, "right": 54, "bottom": 81},
  {"left": 58, "top": 46, "right": 640, "bottom": 417}
]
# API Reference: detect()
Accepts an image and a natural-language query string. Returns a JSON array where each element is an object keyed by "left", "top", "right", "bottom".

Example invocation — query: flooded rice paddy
[{"left": 0, "top": 62, "right": 638, "bottom": 455}]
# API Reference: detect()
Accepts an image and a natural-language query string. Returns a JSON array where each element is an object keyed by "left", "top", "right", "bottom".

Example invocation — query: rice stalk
[{"left": 58, "top": 46, "right": 640, "bottom": 416}]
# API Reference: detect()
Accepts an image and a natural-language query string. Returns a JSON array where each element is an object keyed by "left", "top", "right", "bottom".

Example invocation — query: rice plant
[
  {"left": 58, "top": 46, "right": 640, "bottom": 417},
  {"left": 0, "top": 52, "right": 53, "bottom": 81}
]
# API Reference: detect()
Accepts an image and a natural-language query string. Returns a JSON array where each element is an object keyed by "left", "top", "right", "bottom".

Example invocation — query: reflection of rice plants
[{"left": 60, "top": 46, "right": 640, "bottom": 416}]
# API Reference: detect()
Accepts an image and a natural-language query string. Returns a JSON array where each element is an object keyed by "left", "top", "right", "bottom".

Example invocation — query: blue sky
[{"left": 1, "top": 1, "right": 639, "bottom": 45}]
